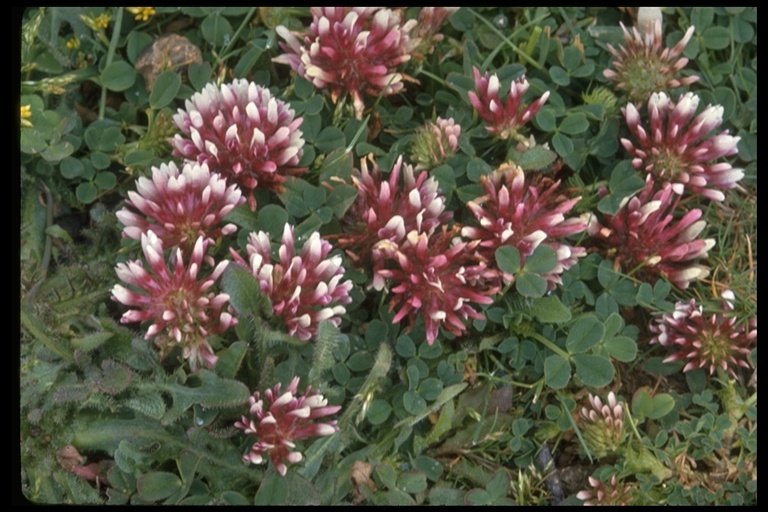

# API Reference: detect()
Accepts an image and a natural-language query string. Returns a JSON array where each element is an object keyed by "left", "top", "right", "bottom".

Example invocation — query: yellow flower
[
  {"left": 21, "top": 104, "right": 33, "bottom": 128},
  {"left": 127, "top": 7, "right": 156, "bottom": 22},
  {"left": 66, "top": 37, "right": 80, "bottom": 50},
  {"left": 94, "top": 12, "right": 111, "bottom": 29},
  {"left": 80, "top": 12, "right": 111, "bottom": 31}
]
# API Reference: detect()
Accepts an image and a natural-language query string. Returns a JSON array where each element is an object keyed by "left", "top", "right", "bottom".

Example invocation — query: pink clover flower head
[
  {"left": 411, "top": 7, "right": 459, "bottom": 57},
  {"left": 468, "top": 67, "right": 550, "bottom": 142},
  {"left": 461, "top": 162, "right": 587, "bottom": 290},
  {"left": 621, "top": 91, "right": 743, "bottom": 201},
  {"left": 235, "top": 224, "right": 353, "bottom": 341},
  {"left": 274, "top": 7, "right": 417, "bottom": 119},
  {"left": 171, "top": 79, "right": 305, "bottom": 210},
  {"left": 577, "top": 474, "right": 634, "bottom": 506},
  {"left": 111, "top": 231, "right": 236, "bottom": 371},
  {"left": 337, "top": 155, "right": 452, "bottom": 280},
  {"left": 587, "top": 175, "right": 715, "bottom": 289},
  {"left": 579, "top": 391, "right": 627, "bottom": 458},
  {"left": 235, "top": 377, "right": 341, "bottom": 476},
  {"left": 410, "top": 116, "right": 462, "bottom": 169},
  {"left": 650, "top": 290, "right": 756, "bottom": 378},
  {"left": 375, "top": 227, "right": 499, "bottom": 345},
  {"left": 116, "top": 161, "right": 244, "bottom": 251},
  {"left": 603, "top": 18, "right": 698, "bottom": 102}
]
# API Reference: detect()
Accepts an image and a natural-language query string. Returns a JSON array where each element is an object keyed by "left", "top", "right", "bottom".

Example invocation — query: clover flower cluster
[
  {"left": 410, "top": 116, "right": 462, "bottom": 169},
  {"left": 588, "top": 175, "right": 715, "bottom": 289},
  {"left": 577, "top": 474, "right": 635, "bottom": 506},
  {"left": 462, "top": 162, "right": 587, "bottom": 290},
  {"left": 111, "top": 232, "right": 235, "bottom": 371},
  {"left": 171, "top": 79, "right": 306, "bottom": 210},
  {"left": 579, "top": 391, "right": 628, "bottom": 459},
  {"left": 235, "top": 377, "right": 341, "bottom": 476},
  {"left": 337, "top": 154, "right": 500, "bottom": 345},
  {"left": 274, "top": 7, "right": 416, "bottom": 119},
  {"left": 231, "top": 224, "right": 353, "bottom": 342},
  {"left": 112, "top": 162, "right": 242, "bottom": 370},
  {"left": 622, "top": 91, "right": 743, "bottom": 201},
  {"left": 116, "top": 161, "right": 243, "bottom": 251},
  {"left": 410, "top": 7, "right": 459, "bottom": 57},
  {"left": 336, "top": 149, "right": 589, "bottom": 345},
  {"left": 336, "top": 155, "right": 452, "bottom": 280},
  {"left": 375, "top": 227, "right": 498, "bottom": 345},
  {"left": 468, "top": 66, "right": 550, "bottom": 142},
  {"left": 650, "top": 290, "right": 756, "bottom": 378},
  {"left": 603, "top": 12, "right": 698, "bottom": 102}
]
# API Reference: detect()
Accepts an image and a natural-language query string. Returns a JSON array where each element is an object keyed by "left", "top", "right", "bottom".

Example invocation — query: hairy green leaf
[
  {"left": 221, "top": 264, "right": 269, "bottom": 319},
  {"left": 125, "top": 389, "right": 166, "bottom": 420},
  {"left": 309, "top": 321, "right": 339, "bottom": 387},
  {"left": 98, "top": 359, "right": 134, "bottom": 394},
  {"left": 160, "top": 370, "right": 249, "bottom": 425},
  {"left": 213, "top": 341, "right": 247, "bottom": 379},
  {"left": 137, "top": 471, "right": 182, "bottom": 502}
]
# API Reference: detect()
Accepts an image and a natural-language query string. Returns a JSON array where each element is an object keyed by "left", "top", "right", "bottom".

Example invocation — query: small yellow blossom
[
  {"left": 127, "top": 7, "right": 156, "bottom": 22},
  {"left": 94, "top": 13, "right": 111, "bottom": 29},
  {"left": 66, "top": 37, "right": 80, "bottom": 50},
  {"left": 21, "top": 104, "right": 33, "bottom": 128},
  {"left": 80, "top": 12, "right": 111, "bottom": 31}
]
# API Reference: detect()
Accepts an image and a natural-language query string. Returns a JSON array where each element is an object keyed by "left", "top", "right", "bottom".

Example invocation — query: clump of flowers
[
  {"left": 116, "top": 161, "right": 244, "bottom": 251},
  {"left": 621, "top": 91, "right": 743, "bottom": 201},
  {"left": 274, "top": 7, "right": 416, "bottom": 119},
  {"left": 336, "top": 155, "right": 452, "bottom": 278},
  {"left": 171, "top": 79, "right": 306, "bottom": 210},
  {"left": 20, "top": 104, "right": 33, "bottom": 128},
  {"left": 375, "top": 227, "right": 499, "bottom": 345},
  {"left": 235, "top": 377, "right": 341, "bottom": 476},
  {"left": 126, "top": 7, "right": 156, "bottom": 22},
  {"left": 111, "top": 231, "right": 236, "bottom": 371},
  {"left": 650, "top": 290, "right": 756, "bottom": 378},
  {"left": 587, "top": 176, "right": 715, "bottom": 289},
  {"left": 579, "top": 391, "right": 628, "bottom": 458},
  {"left": 81, "top": 12, "right": 111, "bottom": 31},
  {"left": 577, "top": 475, "right": 635, "bottom": 506},
  {"left": 462, "top": 162, "right": 587, "bottom": 289},
  {"left": 410, "top": 7, "right": 459, "bottom": 58},
  {"left": 65, "top": 36, "right": 80, "bottom": 50},
  {"left": 603, "top": 13, "right": 698, "bottom": 102},
  {"left": 410, "top": 116, "right": 461, "bottom": 169},
  {"left": 232, "top": 224, "right": 353, "bottom": 341},
  {"left": 468, "top": 67, "right": 550, "bottom": 143}
]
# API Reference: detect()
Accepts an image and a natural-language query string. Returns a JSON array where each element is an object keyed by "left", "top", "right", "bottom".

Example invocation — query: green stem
[
  {"left": 219, "top": 8, "right": 258, "bottom": 62},
  {"left": 475, "top": 370, "right": 535, "bottom": 390},
  {"left": 20, "top": 306, "right": 75, "bottom": 362},
  {"left": 622, "top": 403, "right": 645, "bottom": 444},
  {"left": 555, "top": 389, "right": 592, "bottom": 462},
  {"left": 345, "top": 114, "right": 370, "bottom": 154},
  {"left": 39, "top": 180, "right": 54, "bottom": 275},
  {"left": 529, "top": 331, "right": 570, "bottom": 361},
  {"left": 417, "top": 69, "right": 447, "bottom": 87},
  {"left": 99, "top": 7, "right": 124, "bottom": 120},
  {"left": 468, "top": 8, "right": 545, "bottom": 71}
]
